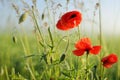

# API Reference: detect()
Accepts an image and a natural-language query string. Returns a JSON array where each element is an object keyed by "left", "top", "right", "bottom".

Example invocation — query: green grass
[{"left": 0, "top": 33, "right": 120, "bottom": 80}]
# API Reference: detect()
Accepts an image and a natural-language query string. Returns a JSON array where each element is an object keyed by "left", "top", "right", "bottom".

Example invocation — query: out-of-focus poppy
[
  {"left": 56, "top": 11, "right": 82, "bottom": 30},
  {"left": 73, "top": 37, "right": 101, "bottom": 56},
  {"left": 101, "top": 54, "right": 118, "bottom": 68}
]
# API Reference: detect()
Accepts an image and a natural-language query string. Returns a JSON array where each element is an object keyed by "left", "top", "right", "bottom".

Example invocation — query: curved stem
[
  {"left": 55, "top": 36, "right": 67, "bottom": 51},
  {"left": 64, "top": 37, "right": 69, "bottom": 53}
]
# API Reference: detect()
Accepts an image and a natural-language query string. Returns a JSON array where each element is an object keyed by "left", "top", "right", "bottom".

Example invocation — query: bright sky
[{"left": 0, "top": 0, "right": 120, "bottom": 35}]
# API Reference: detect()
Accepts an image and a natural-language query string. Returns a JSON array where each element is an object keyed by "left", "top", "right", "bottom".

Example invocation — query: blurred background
[{"left": 0, "top": 0, "right": 120, "bottom": 35}]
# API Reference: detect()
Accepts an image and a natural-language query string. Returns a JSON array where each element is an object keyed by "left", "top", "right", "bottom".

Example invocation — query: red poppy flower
[
  {"left": 101, "top": 54, "right": 118, "bottom": 68},
  {"left": 73, "top": 38, "right": 101, "bottom": 56},
  {"left": 56, "top": 11, "right": 82, "bottom": 30}
]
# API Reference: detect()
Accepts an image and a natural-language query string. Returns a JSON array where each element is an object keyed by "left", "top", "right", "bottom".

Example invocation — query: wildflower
[
  {"left": 56, "top": 11, "right": 82, "bottom": 30},
  {"left": 73, "top": 37, "right": 101, "bottom": 56},
  {"left": 101, "top": 54, "right": 118, "bottom": 68}
]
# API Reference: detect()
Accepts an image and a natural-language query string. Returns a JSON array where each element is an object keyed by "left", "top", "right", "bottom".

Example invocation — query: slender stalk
[
  {"left": 117, "top": 62, "right": 119, "bottom": 80},
  {"left": 64, "top": 37, "right": 69, "bottom": 53},
  {"left": 85, "top": 51, "right": 89, "bottom": 80},
  {"left": 4, "top": 66, "right": 9, "bottom": 80},
  {"left": 20, "top": 36, "right": 27, "bottom": 55},
  {"left": 48, "top": 27, "right": 54, "bottom": 50},
  {"left": 78, "top": 26, "right": 80, "bottom": 39},
  {"left": 98, "top": 0, "right": 102, "bottom": 79},
  {"left": 64, "top": 31, "right": 70, "bottom": 53},
  {"left": 101, "top": 66, "right": 105, "bottom": 79},
  {"left": 45, "top": 0, "right": 55, "bottom": 32},
  {"left": 55, "top": 36, "right": 67, "bottom": 51},
  {"left": 99, "top": 0, "right": 102, "bottom": 47},
  {"left": 26, "top": 63, "right": 36, "bottom": 80},
  {"left": 32, "top": 6, "right": 44, "bottom": 42}
]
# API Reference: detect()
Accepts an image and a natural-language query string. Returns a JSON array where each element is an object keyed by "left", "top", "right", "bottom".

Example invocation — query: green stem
[
  {"left": 55, "top": 36, "right": 67, "bottom": 51},
  {"left": 99, "top": 0, "right": 102, "bottom": 45},
  {"left": 48, "top": 27, "right": 54, "bottom": 50},
  {"left": 32, "top": 6, "right": 44, "bottom": 42},
  {"left": 100, "top": 66, "right": 104, "bottom": 80},
  {"left": 64, "top": 31, "right": 70, "bottom": 53},
  {"left": 78, "top": 26, "right": 80, "bottom": 39},
  {"left": 98, "top": 0, "right": 102, "bottom": 79},
  {"left": 4, "top": 66, "right": 9, "bottom": 80},
  {"left": 64, "top": 37, "right": 69, "bottom": 53},
  {"left": 26, "top": 63, "right": 36, "bottom": 80},
  {"left": 85, "top": 51, "right": 89, "bottom": 80}
]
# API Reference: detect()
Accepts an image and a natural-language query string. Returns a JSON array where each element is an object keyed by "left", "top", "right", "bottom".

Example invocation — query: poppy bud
[
  {"left": 59, "top": 53, "right": 65, "bottom": 63},
  {"left": 101, "top": 54, "right": 118, "bottom": 68},
  {"left": 42, "top": 13, "right": 44, "bottom": 20},
  {"left": 12, "top": 36, "right": 17, "bottom": 43}
]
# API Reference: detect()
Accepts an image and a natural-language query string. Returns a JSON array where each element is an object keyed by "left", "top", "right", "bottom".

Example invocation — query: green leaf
[{"left": 61, "top": 71, "right": 71, "bottom": 78}]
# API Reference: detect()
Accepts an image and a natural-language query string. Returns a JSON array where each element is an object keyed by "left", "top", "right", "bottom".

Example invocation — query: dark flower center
[{"left": 70, "top": 14, "right": 77, "bottom": 19}]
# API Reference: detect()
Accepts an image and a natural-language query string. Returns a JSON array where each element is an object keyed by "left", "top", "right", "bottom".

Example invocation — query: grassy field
[{"left": 0, "top": 33, "right": 120, "bottom": 80}]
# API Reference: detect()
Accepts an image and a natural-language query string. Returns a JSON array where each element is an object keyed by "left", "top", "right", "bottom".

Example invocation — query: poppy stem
[
  {"left": 85, "top": 51, "right": 89, "bottom": 80},
  {"left": 64, "top": 32, "right": 69, "bottom": 53},
  {"left": 64, "top": 38, "right": 69, "bottom": 53},
  {"left": 98, "top": 0, "right": 102, "bottom": 79},
  {"left": 100, "top": 66, "right": 104, "bottom": 80},
  {"left": 77, "top": 25, "right": 80, "bottom": 39}
]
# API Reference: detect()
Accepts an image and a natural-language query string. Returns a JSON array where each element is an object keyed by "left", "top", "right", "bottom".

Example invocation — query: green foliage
[{"left": 0, "top": 34, "right": 120, "bottom": 80}]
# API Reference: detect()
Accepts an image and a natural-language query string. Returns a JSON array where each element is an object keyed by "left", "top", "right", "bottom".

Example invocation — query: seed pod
[
  {"left": 19, "top": 12, "right": 28, "bottom": 24},
  {"left": 12, "top": 36, "right": 17, "bottom": 43},
  {"left": 41, "top": 13, "right": 44, "bottom": 20},
  {"left": 59, "top": 53, "right": 65, "bottom": 63}
]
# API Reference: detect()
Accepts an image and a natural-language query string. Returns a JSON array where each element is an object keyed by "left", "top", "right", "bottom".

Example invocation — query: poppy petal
[
  {"left": 73, "top": 49, "right": 85, "bottom": 56},
  {"left": 103, "top": 63, "right": 112, "bottom": 68},
  {"left": 101, "top": 56, "right": 108, "bottom": 62},
  {"left": 90, "top": 46, "right": 101, "bottom": 55},
  {"left": 101, "top": 53, "right": 118, "bottom": 68},
  {"left": 75, "top": 37, "right": 92, "bottom": 50},
  {"left": 56, "top": 20, "right": 70, "bottom": 30},
  {"left": 56, "top": 11, "right": 82, "bottom": 31}
]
